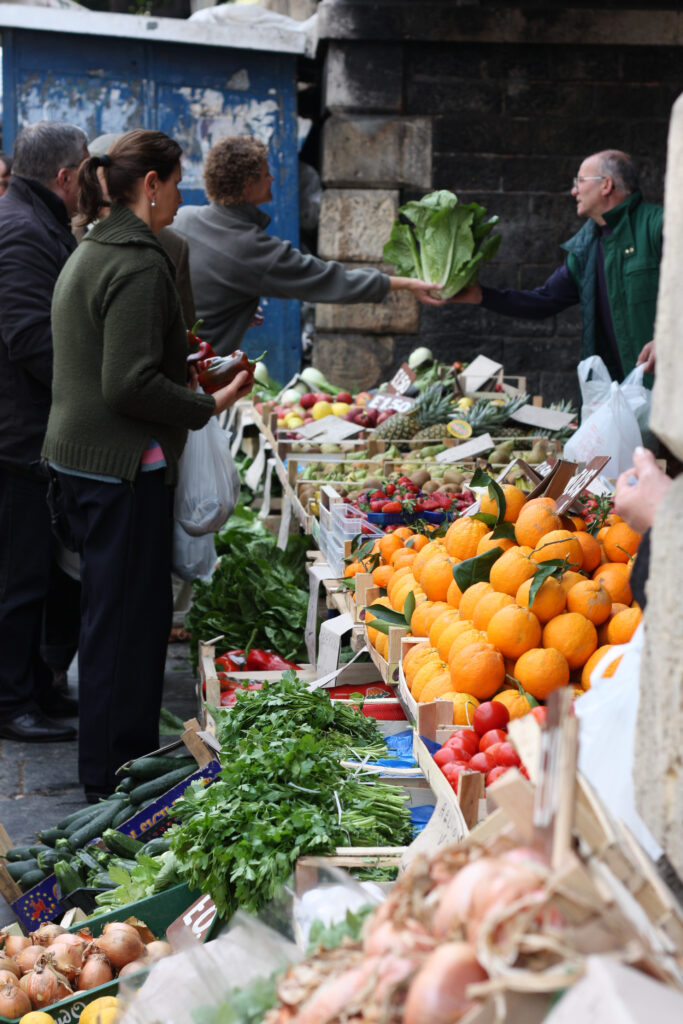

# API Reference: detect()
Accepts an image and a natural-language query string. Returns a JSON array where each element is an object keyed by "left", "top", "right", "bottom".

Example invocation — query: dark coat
[{"left": 0, "top": 176, "right": 77, "bottom": 469}]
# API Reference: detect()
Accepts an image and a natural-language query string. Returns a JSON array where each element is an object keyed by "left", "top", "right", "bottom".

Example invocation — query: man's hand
[
  {"left": 614, "top": 445, "right": 671, "bottom": 534},
  {"left": 448, "top": 283, "right": 483, "bottom": 305},
  {"left": 636, "top": 339, "right": 655, "bottom": 374},
  {"left": 249, "top": 305, "right": 265, "bottom": 328}
]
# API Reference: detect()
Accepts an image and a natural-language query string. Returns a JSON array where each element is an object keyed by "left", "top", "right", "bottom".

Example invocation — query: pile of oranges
[{"left": 358, "top": 486, "right": 642, "bottom": 723}]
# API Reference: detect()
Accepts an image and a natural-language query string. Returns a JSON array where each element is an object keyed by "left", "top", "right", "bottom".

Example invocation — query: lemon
[
  {"left": 79, "top": 996, "right": 118, "bottom": 1024},
  {"left": 330, "top": 402, "right": 350, "bottom": 416},
  {"left": 20, "top": 1014, "right": 55, "bottom": 1024},
  {"left": 311, "top": 401, "right": 333, "bottom": 420}
]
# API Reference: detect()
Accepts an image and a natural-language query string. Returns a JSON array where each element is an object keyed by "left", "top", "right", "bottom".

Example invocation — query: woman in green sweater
[{"left": 43, "top": 130, "right": 252, "bottom": 800}]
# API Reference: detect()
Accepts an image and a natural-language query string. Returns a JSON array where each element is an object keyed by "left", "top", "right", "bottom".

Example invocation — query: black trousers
[
  {"left": 58, "top": 470, "right": 173, "bottom": 789},
  {"left": 0, "top": 465, "right": 54, "bottom": 715}
]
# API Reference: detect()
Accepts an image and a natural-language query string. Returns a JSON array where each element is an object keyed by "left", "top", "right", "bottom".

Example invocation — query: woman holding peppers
[{"left": 42, "top": 130, "right": 253, "bottom": 802}]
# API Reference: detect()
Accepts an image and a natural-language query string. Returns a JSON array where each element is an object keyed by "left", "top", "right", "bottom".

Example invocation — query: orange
[
  {"left": 492, "top": 689, "right": 533, "bottom": 719},
  {"left": 392, "top": 579, "right": 426, "bottom": 614},
  {"left": 514, "top": 502, "right": 563, "bottom": 548},
  {"left": 392, "top": 526, "right": 415, "bottom": 541},
  {"left": 568, "top": 515, "right": 587, "bottom": 532},
  {"left": 558, "top": 569, "right": 587, "bottom": 596},
  {"left": 523, "top": 497, "right": 558, "bottom": 511},
  {"left": 344, "top": 560, "right": 367, "bottom": 578},
  {"left": 422, "top": 554, "right": 458, "bottom": 602},
  {"left": 596, "top": 602, "right": 629, "bottom": 645},
  {"left": 566, "top": 579, "right": 611, "bottom": 625},
  {"left": 372, "top": 564, "right": 395, "bottom": 589},
  {"left": 602, "top": 655, "right": 623, "bottom": 678},
  {"left": 446, "top": 577, "right": 463, "bottom": 609},
  {"left": 606, "top": 606, "right": 642, "bottom": 645},
  {"left": 530, "top": 529, "right": 583, "bottom": 569},
  {"left": 542, "top": 612, "right": 597, "bottom": 669},
  {"left": 581, "top": 645, "right": 613, "bottom": 690},
  {"left": 476, "top": 531, "right": 516, "bottom": 556},
  {"left": 428, "top": 608, "right": 464, "bottom": 649},
  {"left": 411, "top": 600, "right": 450, "bottom": 639},
  {"left": 447, "top": 628, "right": 490, "bottom": 666},
  {"left": 403, "top": 641, "right": 435, "bottom": 687},
  {"left": 603, "top": 522, "right": 641, "bottom": 564},
  {"left": 365, "top": 596, "right": 392, "bottom": 647},
  {"left": 412, "top": 539, "right": 446, "bottom": 583},
  {"left": 379, "top": 532, "right": 406, "bottom": 565},
  {"left": 447, "top": 691, "right": 480, "bottom": 726},
  {"left": 390, "top": 547, "right": 417, "bottom": 570},
  {"left": 605, "top": 512, "right": 624, "bottom": 526},
  {"left": 411, "top": 657, "right": 449, "bottom": 700},
  {"left": 417, "top": 670, "right": 456, "bottom": 703},
  {"left": 515, "top": 575, "right": 566, "bottom": 623},
  {"left": 489, "top": 546, "right": 536, "bottom": 596},
  {"left": 407, "top": 533, "right": 429, "bottom": 552},
  {"left": 374, "top": 632, "right": 389, "bottom": 659},
  {"left": 448, "top": 641, "right": 506, "bottom": 700},
  {"left": 480, "top": 484, "right": 527, "bottom": 524},
  {"left": 592, "top": 563, "right": 632, "bottom": 606},
  {"left": 472, "top": 591, "right": 515, "bottom": 631},
  {"left": 459, "top": 581, "right": 494, "bottom": 620},
  {"left": 386, "top": 566, "right": 414, "bottom": 602},
  {"left": 486, "top": 605, "right": 542, "bottom": 659},
  {"left": 513, "top": 647, "right": 570, "bottom": 700},
  {"left": 572, "top": 530, "right": 602, "bottom": 572},
  {"left": 444, "top": 517, "right": 490, "bottom": 561},
  {"left": 435, "top": 619, "right": 478, "bottom": 663}
]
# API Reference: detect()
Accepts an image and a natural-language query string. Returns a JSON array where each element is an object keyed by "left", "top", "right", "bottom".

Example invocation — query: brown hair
[
  {"left": 78, "top": 129, "right": 182, "bottom": 224},
  {"left": 204, "top": 136, "right": 267, "bottom": 205}
]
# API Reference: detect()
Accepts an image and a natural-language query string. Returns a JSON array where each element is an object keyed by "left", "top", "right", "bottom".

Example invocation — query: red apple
[
  {"left": 299, "top": 393, "right": 317, "bottom": 409},
  {"left": 336, "top": 391, "right": 353, "bottom": 404},
  {"left": 376, "top": 410, "right": 395, "bottom": 424}
]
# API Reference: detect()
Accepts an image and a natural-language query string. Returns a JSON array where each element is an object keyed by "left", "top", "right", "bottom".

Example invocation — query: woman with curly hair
[{"left": 174, "top": 135, "right": 438, "bottom": 355}]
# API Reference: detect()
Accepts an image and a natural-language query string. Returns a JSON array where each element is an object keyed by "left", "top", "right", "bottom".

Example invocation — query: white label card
[
  {"left": 258, "top": 458, "right": 276, "bottom": 519},
  {"left": 401, "top": 796, "right": 466, "bottom": 869},
  {"left": 230, "top": 407, "right": 247, "bottom": 457},
  {"left": 276, "top": 495, "right": 293, "bottom": 550},
  {"left": 295, "top": 416, "right": 365, "bottom": 442},
  {"left": 305, "top": 563, "right": 338, "bottom": 664},
  {"left": 457, "top": 354, "right": 503, "bottom": 392},
  {"left": 244, "top": 432, "right": 268, "bottom": 491},
  {"left": 316, "top": 612, "right": 354, "bottom": 676},
  {"left": 387, "top": 363, "right": 416, "bottom": 394},
  {"left": 307, "top": 643, "right": 369, "bottom": 691},
  {"left": 435, "top": 432, "right": 494, "bottom": 463},
  {"left": 510, "top": 405, "right": 576, "bottom": 431},
  {"left": 367, "top": 392, "right": 415, "bottom": 414}
]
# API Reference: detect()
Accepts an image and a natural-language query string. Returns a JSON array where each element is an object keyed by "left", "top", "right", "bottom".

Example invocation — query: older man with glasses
[{"left": 450, "top": 150, "right": 662, "bottom": 383}]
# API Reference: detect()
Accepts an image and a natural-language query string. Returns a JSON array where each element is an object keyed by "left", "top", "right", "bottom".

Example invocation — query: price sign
[
  {"left": 386, "top": 363, "right": 416, "bottom": 394},
  {"left": 367, "top": 392, "right": 415, "bottom": 414},
  {"left": 435, "top": 432, "right": 494, "bottom": 463},
  {"left": 401, "top": 797, "right": 466, "bottom": 869},
  {"left": 167, "top": 893, "right": 217, "bottom": 948},
  {"left": 244, "top": 432, "right": 268, "bottom": 491},
  {"left": 316, "top": 612, "right": 354, "bottom": 676},
  {"left": 554, "top": 456, "right": 611, "bottom": 514},
  {"left": 277, "top": 495, "right": 293, "bottom": 550},
  {"left": 305, "top": 563, "right": 338, "bottom": 664}
]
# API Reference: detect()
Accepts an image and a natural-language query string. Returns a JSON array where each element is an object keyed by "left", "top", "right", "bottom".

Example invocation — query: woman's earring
[{"left": 150, "top": 199, "right": 156, "bottom": 207}]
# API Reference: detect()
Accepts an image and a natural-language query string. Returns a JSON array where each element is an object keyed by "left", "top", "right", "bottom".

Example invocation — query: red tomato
[
  {"left": 473, "top": 701, "right": 510, "bottom": 735},
  {"left": 531, "top": 706, "right": 547, "bottom": 727},
  {"left": 468, "top": 751, "right": 495, "bottom": 774},
  {"left": 486, "top": 766, "right": 509, "bottom": 786},
  {"left": 442, "top": 761, "right": 467, "bottom": 785},
  {"left": 478, "top": 728, "right": 508, "bottom": 752},
  {"left": 448, "top": 729, "right": 479, "bottom": 755},
  {"left": 486, "top": 741, "right": 521, "bottom": 768},
  {"left": 434, "top": 746, "right": 456, "bottom": 768},
  {"left": 448, "top": 741, "right": 472, "bottom": 762}
]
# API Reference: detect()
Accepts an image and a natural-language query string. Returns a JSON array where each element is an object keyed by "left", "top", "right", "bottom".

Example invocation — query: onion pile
[{"left": 0, "top": 919, "right": 172, "bottom": 1012}]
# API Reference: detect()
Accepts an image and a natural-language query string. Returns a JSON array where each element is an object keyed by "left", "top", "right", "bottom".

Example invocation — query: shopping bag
[
  {"left": 620, "top": 363, "right": 654, "bottom": 445},
  {"left": 174, "top": 415, "right": 240, "bottom": 536},
  {"left": 171, "top": 520, "right": 217, "bottom": 581},
  {"left": 574, "top": 625, "right": 662, "bottom": 860},
  {"left": 576, "top": 354, "right": 613, "bottom": 422},
  {"left": 564, "top": 379, "right": 642, "bottom": 477}
]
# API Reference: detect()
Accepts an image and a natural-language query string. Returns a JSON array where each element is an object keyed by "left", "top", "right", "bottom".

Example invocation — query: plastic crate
[{"left": 330, "top": 503, "right": 368, "bottom": 540}]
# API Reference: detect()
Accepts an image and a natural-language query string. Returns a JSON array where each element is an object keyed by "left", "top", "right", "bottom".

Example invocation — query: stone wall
[{"left": 313, "top": 1, "right": 680, "bottom": 403}]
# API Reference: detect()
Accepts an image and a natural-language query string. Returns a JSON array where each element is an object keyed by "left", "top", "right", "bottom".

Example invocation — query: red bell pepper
[
  {"left": 197, "top": 349, "right": 267, "bottom": 394},
  {"left": 186, "top": 320, "right": 217, "bottom": 364},
  {"left": 215, "top": 651, "right": 246, "bottom": 672},
  {"left": 245, "top": 649, "right": 300, "bottom": 671}
]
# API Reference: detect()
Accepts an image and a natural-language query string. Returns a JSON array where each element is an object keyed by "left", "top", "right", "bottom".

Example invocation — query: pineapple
[
  {"left": 374, "top": 385, "right": 457, "bottom": 441},
  {"left": 460, "top": 393, "right": 528, "bottom": 434}
]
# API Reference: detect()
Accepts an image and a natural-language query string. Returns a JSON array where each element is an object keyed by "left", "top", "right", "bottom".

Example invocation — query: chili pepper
[
  {"left": 245, "top": 649, "right": 300, "bottom": 671},
  {"left": 197, "top": 348, "right": 267, "bottom": 393}
]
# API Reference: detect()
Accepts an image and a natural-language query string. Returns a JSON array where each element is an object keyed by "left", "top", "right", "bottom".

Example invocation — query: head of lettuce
[{"left": 382, "top": 190, "right": 501, "bottom": 299}]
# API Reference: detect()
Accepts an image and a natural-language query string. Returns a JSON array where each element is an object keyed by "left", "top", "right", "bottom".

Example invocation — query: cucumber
[
  {"left": 58, "top": 804, "right": 103, "bottom": 831},
  {"left": 101, "top": 829, "right": 144, "bottom": 859},
  {"left": 4, "top": 845, "right": 35, "bottom": 863},
  {"left": 19, "top": 868, "right": 47, "bottom": 891},
  {"left": 143, "top": 837, "right": 171, "bottom": 857},
  {"left": 115, "top": 777, "right": 135, "bottom": 794},
  {"left": 6, "top": 859, "right": 38, "bottom": 881},
  {"left": 129, "top": 765, "right": 195, "bottom": 806},
  {"left": 111, "top": 803, "right": 133, "bottom": 828},
  {"left": 68, "top": 796, "right": 129, "bottom": 851},
  {"left": 36, "top": 828, "right": 69, "bottom": 847},
  {"left": 28, "top": 845, "right": 45, "bottom": 858},
  {"left": 54, "top": 859, "right": 84, "bottom": 897},
  {"left": 125, "top": 755, "right": 195, "bottom": 780}
]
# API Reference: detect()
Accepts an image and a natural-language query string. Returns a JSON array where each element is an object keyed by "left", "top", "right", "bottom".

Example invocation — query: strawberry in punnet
[{"left": 382, "top": 501, "right": 402, "bottom": 513}]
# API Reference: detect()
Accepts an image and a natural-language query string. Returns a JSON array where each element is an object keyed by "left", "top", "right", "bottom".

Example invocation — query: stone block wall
[{"left": 313, "top": 1, "right": 680, "bottom": 404}]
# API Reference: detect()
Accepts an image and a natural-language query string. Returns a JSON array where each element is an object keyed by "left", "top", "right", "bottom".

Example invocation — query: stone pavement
[{"left": 0, "top": 641, "right": 197, "bottom": 927}]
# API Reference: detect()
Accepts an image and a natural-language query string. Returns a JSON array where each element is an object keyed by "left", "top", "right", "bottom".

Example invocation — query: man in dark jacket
[
  {"left": 0, "top": 120, "right": 87, "bottom": 742},
  {"left": 450, "top": 150, "right": 661, "bottom": 383}
]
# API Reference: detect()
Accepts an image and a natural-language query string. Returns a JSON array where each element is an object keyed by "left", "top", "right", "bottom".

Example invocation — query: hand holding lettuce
[{"left": 383, "top": 190, "right": 501, "bottom": 299}]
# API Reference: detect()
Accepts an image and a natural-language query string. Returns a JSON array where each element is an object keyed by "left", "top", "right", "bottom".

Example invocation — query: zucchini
[
  {"left": 129, "top": 765, "right": 195, "bottom": 806},
  {"left": 68, "top": 796, "right": 129, "bottom": 851},
  {"left": 36, "top": 828, "right": 69, "bottom": 847},
  {"left": 125, "top": 755, "right": 195, "bottom": 781},
  {"left": 88, "top": 872, "right": 118, "bottom": 891},
  {"left": 111, "top": 803, "right": 133, "bottom": 828},
  {"left": 6, "top": 859, "right": 38, "bottom": 881},
  {"left": 115, "top": 777, "right": 135, "bottom": 794},
  {"left": 19, "top": 868, "right": 47, "bottom": 891},
  {"left": 4, "top": 845, "right": 35, "bottom": 863},
  {"left": 73, "top": 848, "right": 101, "bottom": 873},
  {"left": 36, "top": 850, "right": 61, "bottom": 872},
  {"left": 101, "top": 829, "right": 144, "bottom": 859},
  {"left": 28, "top": 845, "right": 44, "bottom": 858},
  {"left": 58, "top": 804, "right": 103, "bottom": 831},
  {"left": 54, "top": 859, "right": 84, "bottom": 897},
  {"left": 143, "top": 837, "right": 172, "bottom": 857}
]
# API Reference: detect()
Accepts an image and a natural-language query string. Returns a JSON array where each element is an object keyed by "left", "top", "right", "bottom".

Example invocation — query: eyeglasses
[{"left": 573, "top": 176, "right": 605, "bottom": 188}]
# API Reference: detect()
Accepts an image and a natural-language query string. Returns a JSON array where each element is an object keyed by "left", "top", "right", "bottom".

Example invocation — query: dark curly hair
[{"left": 204, "top": 136, "right": 267, "bottom": 205}]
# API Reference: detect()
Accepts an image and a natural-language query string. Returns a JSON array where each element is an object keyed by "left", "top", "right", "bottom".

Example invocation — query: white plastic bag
[
  {"left": 171, "top": 521, "right": 216, "bottom": 582},
  {"left": 174, "top": 416, "right": 240, "bottom": 536},
  {"left": 564, "top": 379, "right": 642, "bottom": 476},
  {"left": 574, "top": 625, "right": 662, "bottom": 860},
  {"left": 576, "top": 354, "right": 613, "bottom": 421}
]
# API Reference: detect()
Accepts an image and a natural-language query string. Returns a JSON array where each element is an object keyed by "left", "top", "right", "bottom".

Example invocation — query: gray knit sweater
[
  {"left": 42, "top": 203, "right": 215, "bottom": 485},
  {"left": 173, "top": 202, "right": 391, "bottom": 356}
]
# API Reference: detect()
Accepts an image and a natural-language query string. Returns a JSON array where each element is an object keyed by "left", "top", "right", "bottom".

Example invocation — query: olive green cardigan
[{"left": 43, "top": 204, "right": 215, "bottom": 485}]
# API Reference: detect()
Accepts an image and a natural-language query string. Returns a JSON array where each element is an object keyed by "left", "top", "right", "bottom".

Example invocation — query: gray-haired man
[{"left": 0, "top": 120, "right": 87, "bottom": 742}]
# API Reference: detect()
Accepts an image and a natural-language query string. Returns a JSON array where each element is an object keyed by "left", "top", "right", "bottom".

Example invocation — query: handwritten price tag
[
  {"left": 367, "top": 392, "right": 415, "bottom": 414},
  {"left": 387, "top": 363, "right": 416, "bottom": 394}
]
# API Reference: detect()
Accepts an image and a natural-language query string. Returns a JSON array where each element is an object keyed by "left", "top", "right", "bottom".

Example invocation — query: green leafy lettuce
[{"left": 383, "top": 190, "right": 501, "bottom": 298}]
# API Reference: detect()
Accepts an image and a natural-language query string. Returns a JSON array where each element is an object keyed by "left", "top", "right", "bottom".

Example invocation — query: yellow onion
[
  {"left": 30, "top": 924, "right": 68, "bottom": 947},
  {"left": 0, "top": 956, "right": 20, "bottom": 979},
  {"left": 0, "top": 969, "right": 19, "bottom": 987},
  {"left": 78, "top": 954, "right": 114, "bottom": 990},
  {"left": 44, "top": 942, "right": 84, "bottom": 983},
  {"left": 2, "top": 935, "right": 31, "bottom": 958},
  {"left": 144, "top": 941, "right": 172, "bottom": 961},
  {"left": 0, "top": 980, "right": 31, "bottom": 1018},
  {"left": 118, "top": 958, "right": 150, "bottom": 978},
  {"left": 468, "top": 861, "right": 546, "bottom": 944},
  {"left": 14, "top": 944, "right": 45, "bottom": 975},
  {"left": 20, "top": 958, "right": 72, "bottom": 1009},
  {"left": 402, "top": 942, "right": 486, "bottom": 1024},
  {"left": 431, "top": 858, "right": 501, "bottom": 939},
  {"left": 96, "top": 928, "right": 146, "bottom": 970}
]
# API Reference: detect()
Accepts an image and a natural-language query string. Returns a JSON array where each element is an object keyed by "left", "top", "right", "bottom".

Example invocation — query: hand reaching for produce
[
  {"left": 389, "top": 276, "right": 449, "bottom": 306},
  {"left": 212, "top": 369, "right": 253, "bottom": 415},
  {"left": 636, "top": 339, "right": 655, "bottom": 374},
  {"left": 449, "top": 282, "right": 483, "bottom": 304},
  {"left": 614, "top": 445, "right": 671, "bottom": 534},
  {"left": 249, "top": 305, "right": 265, "bottom": 328}
]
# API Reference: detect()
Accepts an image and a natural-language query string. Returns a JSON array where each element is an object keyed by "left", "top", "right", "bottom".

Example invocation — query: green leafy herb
[{"left": 307, "top": 905, "right": 374, "bottom": 953}]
